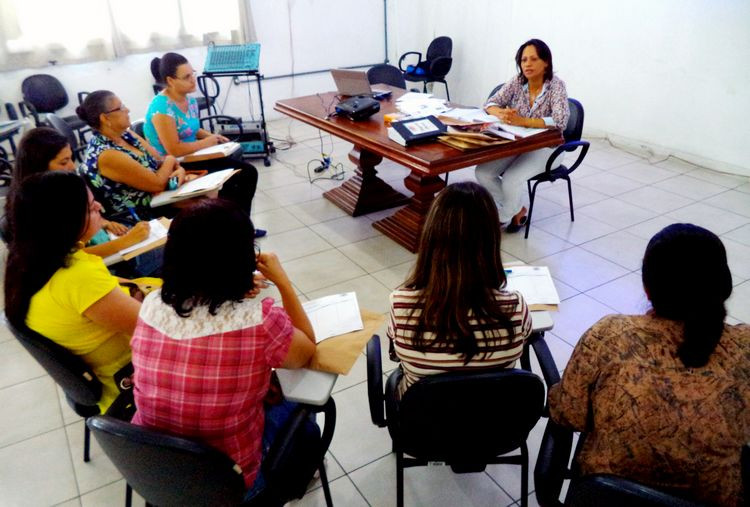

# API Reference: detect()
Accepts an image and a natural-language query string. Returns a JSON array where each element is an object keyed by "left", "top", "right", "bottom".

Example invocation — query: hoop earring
[{"left": 74, "top": 241, "right": 85, "bottom": 251}]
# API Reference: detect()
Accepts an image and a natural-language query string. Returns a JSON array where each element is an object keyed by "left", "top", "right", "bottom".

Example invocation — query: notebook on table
[{"left": 331, "top": 69, "right": 392, "bottom": 99}]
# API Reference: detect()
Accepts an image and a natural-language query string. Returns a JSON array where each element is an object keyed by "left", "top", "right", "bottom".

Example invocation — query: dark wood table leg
[
  {"left": 322, "top": 146, "right": 409, "bottom": 216},
  {"left": 372, "top": 170, "right": 446, "bottom": 253}
]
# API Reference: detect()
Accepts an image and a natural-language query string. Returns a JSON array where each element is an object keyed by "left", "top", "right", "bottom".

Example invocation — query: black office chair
[
  {"left": 4, "top": 315, "right": 102, "bottom": 463},
  {"left": 88, "top": 397, "right": 336, "bottom": 507},
  {"left": 46, "top": 113, "right": 86, "bottom": 162},
  {"left": 130, "top": 119, "right": 145, "bottom": 138},
  {"left": 535, "top": 419, "right": 711, "bottom": 506},
  {"left": 367, "top": 64, "right": 407, "bottom": 89},
  {"left": 367, "top": 332, "right": 559, "bottom": 507},
  {"left": 523, "top": 98, "right": 589, "bottom": 238},
  {"left": 20, "top": 74, "right": 90, "bottom": 142},
  {"left": 399, "top": 36, "right": 453, "bottom": 100},
  {"left": 196, "top": 74, "right": 220, "bottom": 116}
]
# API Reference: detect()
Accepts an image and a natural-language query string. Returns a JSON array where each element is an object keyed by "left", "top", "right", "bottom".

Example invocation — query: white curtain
[{"left": 0, "top": 0, "right": 245, "bottom": 70}]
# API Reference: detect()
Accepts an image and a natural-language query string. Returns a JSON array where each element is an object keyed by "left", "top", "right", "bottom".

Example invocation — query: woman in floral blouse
[
  {"left": 77, "top": 90, "right": 186, "bottom": 220},
  {"left": 475, "top": 39, "right": 569, "bottom": 233},
  {"left": 549, "top": 223, "right": 749, "bottom": 506}
]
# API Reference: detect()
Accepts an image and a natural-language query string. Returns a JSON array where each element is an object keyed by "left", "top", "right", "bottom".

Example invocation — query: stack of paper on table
[
  {"left": 437, "top": 126, "right": 512, "bottom": 151},
  {"left": 150, "top": 168, "right": 240, "bottom": 207},
  {"left": 177, "top": 141, "right": 242, "bottom": 163},
  {"left": 298, "top": 292, "right": 385, "bottom": 375},
  {"left": 395, "top": 92, "right": 449, "bottom": 117},
  {"left": 504, "top": 265, "right": 560, "bottom": 310}
]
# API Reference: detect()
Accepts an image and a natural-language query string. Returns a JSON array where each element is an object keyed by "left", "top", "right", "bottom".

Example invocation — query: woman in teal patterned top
[
  {"left": 77, "top": 90, "right": 185, "bottom": 219},
  {"left": 144, "top": 52, "right": 263, "bottom": 236}
]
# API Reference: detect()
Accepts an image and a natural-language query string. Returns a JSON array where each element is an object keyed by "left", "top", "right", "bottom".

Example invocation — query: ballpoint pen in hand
[{"left": 127, "top": 207, "right": 141, "bottom": 222}]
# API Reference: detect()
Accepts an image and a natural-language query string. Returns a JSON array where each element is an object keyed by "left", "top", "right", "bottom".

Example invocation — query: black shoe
[
  {"left": 504, "top": 216, "right": 527, "bottom": 233},
  {"left": 254, "top": 228, "right": 267, "bottom": 238}
]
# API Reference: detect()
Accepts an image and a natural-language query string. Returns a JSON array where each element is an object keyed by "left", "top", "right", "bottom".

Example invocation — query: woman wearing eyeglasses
[
  {"left": 76, "top": 90, "right": 186, "bottom": 220},
  {"left": 144, "top": 52, "right": 264, "bottom": 236}
]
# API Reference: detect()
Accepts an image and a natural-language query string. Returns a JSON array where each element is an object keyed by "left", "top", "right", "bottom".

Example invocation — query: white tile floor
[{"left": 0, "top": 117, "right": 748, "bottom": 506}]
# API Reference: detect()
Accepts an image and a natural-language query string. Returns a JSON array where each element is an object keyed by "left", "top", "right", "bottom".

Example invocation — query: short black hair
[
  {"left": 161, "top": 199, "right": 257, "bottom": 317},
  {"left": 76, "top": 90, "right": 115, "bottom": 130},
  {"left": 515, "top": 39, "right": 554, "bottom": 83}
]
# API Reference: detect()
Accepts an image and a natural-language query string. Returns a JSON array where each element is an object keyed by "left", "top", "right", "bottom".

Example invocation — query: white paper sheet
[
  {"left": 302, "top": 292, "right": 364, "bottom": 342},
  {"left": 116, "top": 219, "right": 169, "bottom": 256},
  {"left": 504, "top": 266, "right": 560, "bottom": 306}
]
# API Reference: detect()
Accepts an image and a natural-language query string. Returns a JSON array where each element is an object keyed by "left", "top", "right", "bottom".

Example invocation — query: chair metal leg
[
  {"left": 443, "top": 81, "right": 450, "bottom": 102},
  {"left": 125, "top": 483, "right": 132, "bottom": 507},
  {"left": 565, "top": 176, "right": 574, "bottom": 221},
  {"left": 318, "top": 460, "right": 333, "bottom": 507},
  {"left": 396, "top": 451, "right": 405, "bottom": 507},
  {"left": 83, "top": 420, "right": 91, "bottom": 462},
  {"left": 525, "top": 179, "right": 541, "bottom": 239},
  {"left": 520, "top": 442, "right": 529, "bottom": 507},
  {"left": 423, "top": 82, "right": 428, "bottom": 93}
]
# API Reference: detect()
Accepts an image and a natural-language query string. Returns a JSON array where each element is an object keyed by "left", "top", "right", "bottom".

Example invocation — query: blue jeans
[{"left": 244, "top": 400, "right": 320, "bottom": 501}]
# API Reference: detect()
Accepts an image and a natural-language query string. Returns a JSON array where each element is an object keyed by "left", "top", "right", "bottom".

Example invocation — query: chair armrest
[
  {"left": 366, "top": 335, "right": 386, "bottom": 427},
  {"left": 19, "top": 100, "right": 41, "bottom": 127},
  {"left": 398, "top": 51, "right": 422, "bottom": 71},
  {"left": 545, "top": 140, "right": 590, "bottom": 173},
  {"left": 534, "top": 418, "right": 574, "bottom": 507},
  {"left": 529, "top": 332, "right": 561, "bottom": 388},
  {"left": 77, "top": 91, "right": 90, "bottom": 105},
  {"left": 428, "top": 56, "right": 453, "bottom": 79}
]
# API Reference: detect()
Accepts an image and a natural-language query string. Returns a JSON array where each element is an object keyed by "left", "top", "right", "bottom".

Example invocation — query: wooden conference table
[{"left": 275, "top": 87, "right": 563, "bottom": 252}]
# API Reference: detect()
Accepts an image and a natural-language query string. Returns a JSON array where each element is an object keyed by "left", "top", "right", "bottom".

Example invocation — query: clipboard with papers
[{"left": 177, "top": 141, "right": 242, "bottom": 163}]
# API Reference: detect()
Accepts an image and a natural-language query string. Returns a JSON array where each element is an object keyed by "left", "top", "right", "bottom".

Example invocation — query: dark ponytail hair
[
  {"left": 642, "top": 223, "right": 732, "bottom": 368},
  {"left": 76, "top": 90, "right": 115, "bottom": 130},
  {"left": 4, "top": 172, "right": 89, "bottom": 327},
  {"left": 157, "top": 52, "right": 189, "bottom": 82}
]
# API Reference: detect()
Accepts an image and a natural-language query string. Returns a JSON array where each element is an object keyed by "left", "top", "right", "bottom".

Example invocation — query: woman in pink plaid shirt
[{"left": 131, "top": 199, "right": 318, "bottom": 500}]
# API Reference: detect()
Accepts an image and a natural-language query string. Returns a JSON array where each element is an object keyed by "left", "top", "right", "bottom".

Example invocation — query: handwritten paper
[{"left": 302, "top": 292, "right": 364, "bottom": 342}]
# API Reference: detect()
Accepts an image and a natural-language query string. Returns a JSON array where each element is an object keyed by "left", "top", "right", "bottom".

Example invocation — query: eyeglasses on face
[
  {"left": 105, "top": 104, "right": 128, "bottom": 114},
  {"left": 176, "top": 70, "right": 197, "bottom": 81}
]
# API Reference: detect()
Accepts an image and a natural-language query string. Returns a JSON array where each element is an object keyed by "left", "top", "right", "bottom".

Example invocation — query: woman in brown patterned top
[{"left": 549, "top": 223, "right": 750, "bottom": 506}]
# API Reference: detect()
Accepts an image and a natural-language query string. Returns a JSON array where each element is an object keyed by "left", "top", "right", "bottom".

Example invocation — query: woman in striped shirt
[{"left": 387, "top": 181, "right": 532, "bottom": 397}]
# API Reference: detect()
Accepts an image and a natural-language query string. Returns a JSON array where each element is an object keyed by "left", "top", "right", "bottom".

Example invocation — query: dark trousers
[{"left": 182, "top": 152, "right": 258, "bottom": 215}]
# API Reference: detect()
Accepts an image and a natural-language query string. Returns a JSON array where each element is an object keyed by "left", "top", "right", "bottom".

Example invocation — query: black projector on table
[{"left": 335, "top": 95, "right": 380, "bottom": 121}]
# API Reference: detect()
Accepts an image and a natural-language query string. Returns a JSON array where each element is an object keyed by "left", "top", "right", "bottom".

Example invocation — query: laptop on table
[{"left": 330, "top": 69, "right": 392, "bottom": 99}]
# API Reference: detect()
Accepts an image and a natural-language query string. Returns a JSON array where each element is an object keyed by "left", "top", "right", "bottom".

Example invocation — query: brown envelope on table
[{"left": 308, "top": 309, "right": 385, "bottom": 375}]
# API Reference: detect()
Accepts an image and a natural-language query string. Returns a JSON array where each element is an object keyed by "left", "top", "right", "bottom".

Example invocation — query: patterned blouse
[
  {"left": 485, "top": 74, "right": 570, "bottom": 130},
  {"left": 549, "top": 313, "right": 750, "bottom": 506},
  {"left": 144, "top": 94, "right": 200, "bottom": 156},
  {"left": 388, "top": 288, "right": 532, "bottom": 398},
  {"left": 78, "top": 131, "right": 160, "bottom": 215}
]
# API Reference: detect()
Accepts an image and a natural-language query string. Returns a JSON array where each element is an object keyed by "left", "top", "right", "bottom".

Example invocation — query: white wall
[
  {"left": 2, "top": 0, "right": 748, "bottom": 176},
  {"left": 389, "top": 0, "right": 750, "bottom": 176}
]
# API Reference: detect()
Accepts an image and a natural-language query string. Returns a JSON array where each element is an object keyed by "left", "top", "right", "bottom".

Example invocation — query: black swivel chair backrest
[
  {"left": 5, "top": 315, "right": 102, "bottom": 407},
  {"left": 89, "top": 397, "right": 336, "bottom": 506},
  {"left": 46, "top": 113, "right": 85, "bottom": 162},
  {"left": 564, "top": 98, "right": 584, "bottom": 142},
  {"left": 367, "top": 64, "right": 407, "bottom": 89},
  {"left": 424, "top": 36, "right": 453, "bottom": 79},
  {"left": 130, "top": 119, "right": 145, "bottom": 138},
  {"left": 88, "top": 415, "right": 247, "bottom": 506},
  {"left": 565, "top": 474, "right": 706, "bottom": 507},
  {"left": 393, "top": 369, "right": 545, "bottom": 467},
  {"left": 21, "top": 74, "right": 69, "bottom": 114}
]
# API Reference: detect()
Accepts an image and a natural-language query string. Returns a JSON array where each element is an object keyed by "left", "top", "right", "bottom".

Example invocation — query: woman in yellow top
[{"left": 4, "top": 171, "right": 142, "bottom": 413}]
